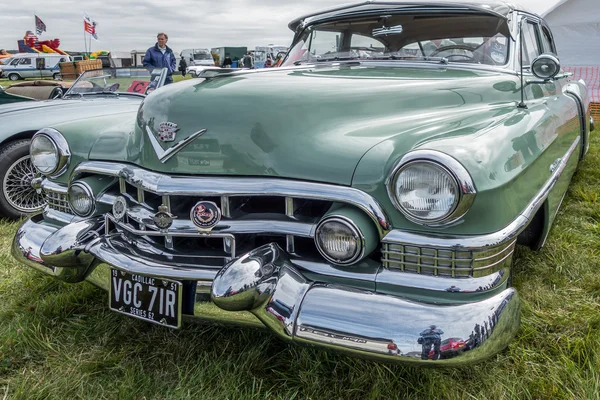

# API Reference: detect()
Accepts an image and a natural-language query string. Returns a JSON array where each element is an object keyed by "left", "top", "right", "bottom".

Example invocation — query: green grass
[{"left": 1, "top": 134, "right": 599, "bottom": 399}]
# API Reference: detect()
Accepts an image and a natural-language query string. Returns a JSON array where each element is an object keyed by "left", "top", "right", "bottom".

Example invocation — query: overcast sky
[{"left": 0, "top": 0, "right": 561, "bottom": 54}]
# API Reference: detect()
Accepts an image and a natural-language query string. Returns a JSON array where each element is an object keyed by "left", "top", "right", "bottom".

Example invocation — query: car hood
[
  {"left": 111, "top": 65, "right": 519, "bottom": 186},
  {"left": 0, "top": 96, "right": 144, "bottom": 141}
]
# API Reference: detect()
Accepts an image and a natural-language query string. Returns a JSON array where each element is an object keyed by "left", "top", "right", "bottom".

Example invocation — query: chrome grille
[
  {"left": 45, "top": 190, "right": 72, "bottom": 214},
  {"left": 111, "top": 178, "right": 332, "bottom": 263},
  {"left": 381, "top": 240, "right": 516, "bottom": 278}
]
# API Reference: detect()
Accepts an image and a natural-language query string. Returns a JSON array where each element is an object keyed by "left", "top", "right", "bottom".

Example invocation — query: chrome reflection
[{"left": 212, "top": 243, "right": 520, "bottom": 365}]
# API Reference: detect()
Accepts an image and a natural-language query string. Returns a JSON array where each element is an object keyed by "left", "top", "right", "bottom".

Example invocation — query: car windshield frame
[
  {"left": 283, "top": 11, "right": 513, "bottom": 68},
  {"left": 64, "top": 67, "right": 168, "bottom": 98}
]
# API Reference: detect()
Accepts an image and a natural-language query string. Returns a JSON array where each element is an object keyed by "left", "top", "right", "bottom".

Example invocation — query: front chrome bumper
[{"left": 13, "top": 215, "right": 520, "bottom": 365}]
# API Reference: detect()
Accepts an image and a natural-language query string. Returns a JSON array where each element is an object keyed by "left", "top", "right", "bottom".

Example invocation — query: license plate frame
[{"left": 109, "top": 269, "right": 182, "bottom": 329}]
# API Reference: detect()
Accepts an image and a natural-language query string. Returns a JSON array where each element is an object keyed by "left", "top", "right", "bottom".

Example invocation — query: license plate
[{"left": 109, "top": 269, "right": 182, "bottom": 328}]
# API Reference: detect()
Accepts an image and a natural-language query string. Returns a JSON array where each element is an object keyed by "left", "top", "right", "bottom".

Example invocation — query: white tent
[
  {"left": 544, "top": 0, "right": 600, "bottom": 102},
  {"left": 543, "top": 0, "right": 600, "bottom": 66}
]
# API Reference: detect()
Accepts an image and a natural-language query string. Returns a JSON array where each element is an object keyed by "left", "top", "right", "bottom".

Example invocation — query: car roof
[{"left": 288, "top": 0, "right": 531, "bottom": 31}]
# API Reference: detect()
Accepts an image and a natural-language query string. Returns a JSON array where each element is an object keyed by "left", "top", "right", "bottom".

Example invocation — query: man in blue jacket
[{"left": 143, "top": 32, "right": 177, "bottom": 85}]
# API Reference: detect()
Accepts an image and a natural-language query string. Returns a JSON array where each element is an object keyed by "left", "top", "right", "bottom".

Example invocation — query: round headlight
[
  {"left": 30, "top": 129, "right": 71, "bottom": 176},
  {"left": 315, "top": 217, "right": 363, "bottom": 265},
  {"left": 68, "top": 182, "right": 95, "bottom": 216},
  {"left": 391, "top": 161, "right": 459, "bottom": 223},
  {"left": 30, "top": 134, "right": 59, "bottom": 174}
]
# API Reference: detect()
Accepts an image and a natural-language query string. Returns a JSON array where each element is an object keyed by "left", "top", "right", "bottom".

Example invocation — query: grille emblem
[
  {"left": 112, "top": 196, "right": 128, "bottom": 221},
  {"left": 158, "top": 122, "right": 179, "bottom": 142},
  {"left": 153, "top": 204, "right": 176, "bottom": 230},
  {"left": 190, "top": 201, "right": 221, "bottom": 232}
]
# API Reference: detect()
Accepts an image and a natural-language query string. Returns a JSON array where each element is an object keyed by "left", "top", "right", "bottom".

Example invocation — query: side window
[
  {"left": 308, "top": 30, "right": 340, "bottom": 56},
  {"left": 540, "top": 26, "right": 556, "bottom": 55},
  {"left": 19, "top": 58, "right": 32, "bottom": 66},
  {"left": 521, "top": 21, "right": 542, "bottom": 66}
]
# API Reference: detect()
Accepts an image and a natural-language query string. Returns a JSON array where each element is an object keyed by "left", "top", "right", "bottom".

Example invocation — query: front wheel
[
  {"left": 53, "top": 73, "right": 61, "bottom": 80},
  {"left": 8, "top": 73, "right": 20, "bottom": 81},
  {"left": 0, "top": 140, "right": 46, "bottom": 219}
]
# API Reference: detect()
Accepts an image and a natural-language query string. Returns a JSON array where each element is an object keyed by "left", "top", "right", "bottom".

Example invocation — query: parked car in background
[
  {"left": 0, "top": 67, "right": 166, "bottom": 218},
  {"left": 0, "top": 53, "right": 71, "bottom": 81},
  {"left": 0, "top": 80, "right": 72, "bottom": 105},
  {"left": 12, "top": 1, "right": 593, "bottom": 366}
]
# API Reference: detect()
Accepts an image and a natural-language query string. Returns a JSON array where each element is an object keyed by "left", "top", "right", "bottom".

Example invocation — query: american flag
[{"left": 84, "top": 14, "right": 98, "bottom": 40}]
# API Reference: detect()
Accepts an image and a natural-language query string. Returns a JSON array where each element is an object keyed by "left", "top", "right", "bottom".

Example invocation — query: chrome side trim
[
  {"left": 72, "top": 161, "right": 392, "bottom": 237},
  {"left": 383, "top": 136, "right": 581, "bottom": 250}
]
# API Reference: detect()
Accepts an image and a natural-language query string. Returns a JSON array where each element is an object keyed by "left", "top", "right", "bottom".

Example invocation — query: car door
[
  {"left": 36, "top": 57, "right": 47, "bottom": 78},
  {"left": 18, "top": 57, "right": 36, "bottom": 78},
  {"left": 519, "top": 16, "right": 581, "bottom": 225}
]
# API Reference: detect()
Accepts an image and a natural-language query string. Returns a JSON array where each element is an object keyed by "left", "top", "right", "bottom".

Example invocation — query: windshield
[
  {"left": 193, "top": 52, "right": 212, "bottom": 60},
  {"left": 283, "top": 13, "right": 510, "bottom": 67},
  {"left": 66, "top": 67, "right": 167, "bottom": 97}
]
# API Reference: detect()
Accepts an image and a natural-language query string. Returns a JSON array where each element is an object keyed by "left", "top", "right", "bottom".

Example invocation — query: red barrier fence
[{"left": 563, "top": 66, "right": 600, "bottom": 120}]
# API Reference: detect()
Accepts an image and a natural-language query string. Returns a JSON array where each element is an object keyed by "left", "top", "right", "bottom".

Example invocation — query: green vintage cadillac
[{"left": 13, "top": 1, "right": 594, "bottom": 365}]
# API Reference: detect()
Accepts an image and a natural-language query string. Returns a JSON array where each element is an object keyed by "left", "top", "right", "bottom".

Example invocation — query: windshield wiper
[
  {"left": 372, "top": 55, "right": 449, "bottom": 64},
  {"left": 316, "top": 56, "right": 358, "bottom": 62}
]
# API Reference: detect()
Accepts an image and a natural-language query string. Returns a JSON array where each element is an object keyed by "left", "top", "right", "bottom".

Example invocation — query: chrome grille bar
[
  {"left": 381, "top": 239, "right": 516, "bottom": 278},
  {"left": 72, "top": 162, "right": 392, "bottom": 237},
  {"left": 285, "top": 197, "right": 296, "bottom": 253}
]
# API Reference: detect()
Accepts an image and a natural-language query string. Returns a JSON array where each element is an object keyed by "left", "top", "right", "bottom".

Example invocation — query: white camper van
[
  {"left": 180, "top": 48, "right": 214, "bottom": 67},
  {"left": 0, "top": 53, "right": 71, "bottom": 81}
]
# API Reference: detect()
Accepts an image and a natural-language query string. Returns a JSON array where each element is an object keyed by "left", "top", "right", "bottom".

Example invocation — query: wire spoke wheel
[{"left": 3, "top": 155, "right": 45, "bottom": 213}]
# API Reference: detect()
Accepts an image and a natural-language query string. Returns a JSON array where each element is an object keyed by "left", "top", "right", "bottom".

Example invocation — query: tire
[
  {"left": 0, "top": 140, "right": 45, "bottom": 219},
  {"left": 53, "top": 73, "right": 61, "bottom": 80},
  {"left": 8, "top": 73, "right": 20, "bottom": 81}
]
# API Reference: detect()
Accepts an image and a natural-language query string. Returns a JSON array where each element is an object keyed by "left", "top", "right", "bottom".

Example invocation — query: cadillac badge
[
  {"left": 190, "top": 201, "right": 221, "bottom": 231},
  {"left": 157, "top": 121, "right": 180, "bottom": 142}
]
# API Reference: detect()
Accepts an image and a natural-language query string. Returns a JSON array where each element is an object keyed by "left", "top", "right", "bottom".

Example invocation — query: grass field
[{"left": 0, "top": 129, "right": 599, "bottom": 399}]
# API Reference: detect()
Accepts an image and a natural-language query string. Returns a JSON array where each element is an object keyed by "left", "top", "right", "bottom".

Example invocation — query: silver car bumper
[{"left": 13, "top": 215, "right": 520, "bottom": 366}]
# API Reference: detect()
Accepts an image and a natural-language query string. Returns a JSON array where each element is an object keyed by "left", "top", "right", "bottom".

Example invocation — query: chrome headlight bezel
[
  {"left": 67, "top": 181, "right": 95, "bottom": 217},
  {"left": 30, "top": 128, "right": 71, "bottom": 177},
  {"left": 314, "top": 215, "right": 364, "bottom": 266},
  {"left": 386, "top": 150, "right": 476, "bottom": 227}
]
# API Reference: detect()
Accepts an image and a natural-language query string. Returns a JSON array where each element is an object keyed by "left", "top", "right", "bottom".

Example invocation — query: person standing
[
  {"left": 242, "top": 52, "right": 254, "bottom": 69},
  {"left": 419, "top": 325, "right": 444, "bottom": 360},
  {"left": 179, "top": 56, "right": 187, "bottom": 77},
  {"left": 143, "top": 32, "right": 177, "bottom": 84}
]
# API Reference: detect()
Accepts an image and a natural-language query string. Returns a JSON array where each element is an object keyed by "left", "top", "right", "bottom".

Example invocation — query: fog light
[
  {"left": 68, "top": 182, "right": 95, "bottom": 216},
  {"left": 315, "top": 217, "right": 363, "bottom": 265}
]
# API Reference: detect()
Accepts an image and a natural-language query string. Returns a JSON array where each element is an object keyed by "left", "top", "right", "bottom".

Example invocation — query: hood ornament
[
  {"left": 157, "top": 122, "right": 179, "bottom": 142},
  {"left": 146, "top": 125, "right": 207, "bottom": 163}
]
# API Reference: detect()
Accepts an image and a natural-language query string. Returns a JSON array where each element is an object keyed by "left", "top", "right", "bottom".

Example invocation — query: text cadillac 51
[{"left": 13, "top": 1, "right": 594, "bottom": 365}]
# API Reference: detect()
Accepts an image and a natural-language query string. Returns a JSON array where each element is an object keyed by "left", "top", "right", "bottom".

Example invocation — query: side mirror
[{"left": 531, "top": 54, "right": 560, "bottom": 80}]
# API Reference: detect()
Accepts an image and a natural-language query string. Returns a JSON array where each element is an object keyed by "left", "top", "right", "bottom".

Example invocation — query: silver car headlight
[
  {"left": 30, "top": 128, "right": 71, "bottom": 176},
  {"left": 68, "top": 182, "right": 95, "bottom": 216},
  {"left": 387, "top": 151, "right": 476, "bottom": 226},
  {"left": 315, "top": 216, "right": 363, "bottom": 265}
]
